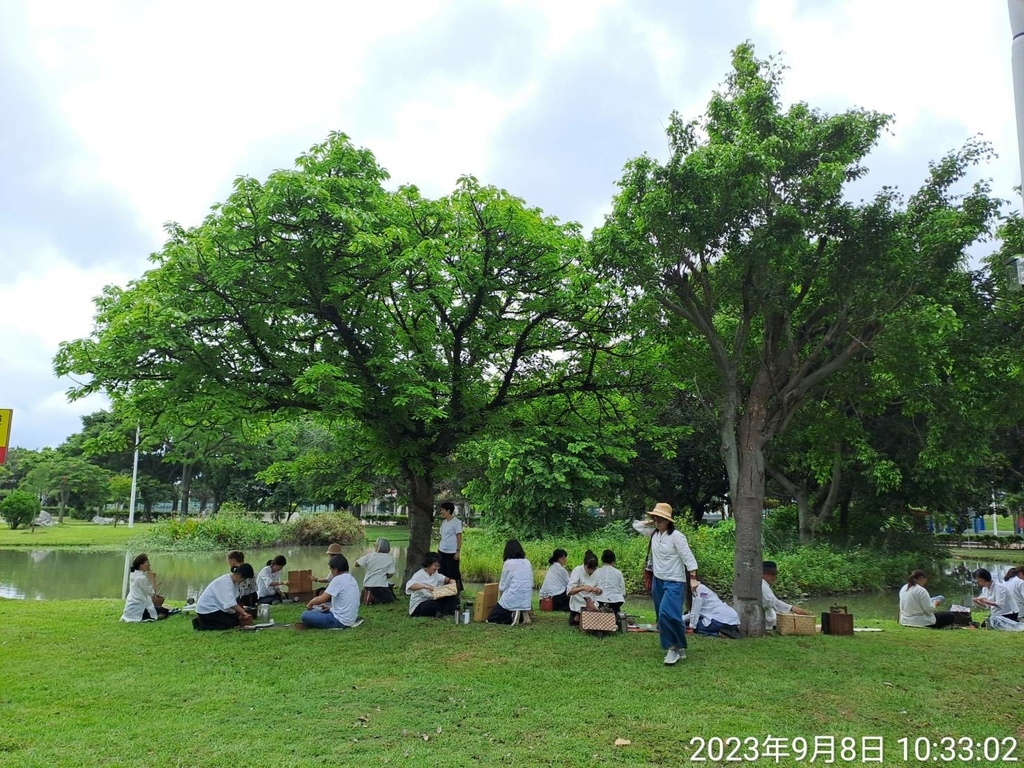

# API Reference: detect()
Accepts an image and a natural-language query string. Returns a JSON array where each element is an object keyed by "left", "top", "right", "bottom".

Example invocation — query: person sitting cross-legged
[{"left": 296, "top": 554, "right": 362, "bottom": 630}]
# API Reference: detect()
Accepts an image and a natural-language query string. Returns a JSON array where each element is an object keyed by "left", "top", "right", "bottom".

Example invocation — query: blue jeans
[
  {"left": 299, "top": 609, "right": 346, "bottom": 629},
  {"left": 695, "top": 618, "right": 727, "bottom": 636},
  {"left": 652, "top": 577, "right": 687, "bottom": 651}
]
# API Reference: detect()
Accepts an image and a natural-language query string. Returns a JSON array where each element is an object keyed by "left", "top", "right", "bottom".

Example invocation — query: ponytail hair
[
  {"left": 583, "top": 550, "right": 598, "bottom": 570},
  {"left": 232, "top": 563, "right": 255, "bottom": 579},
  {"left": 906, "top": 569, "right": 927, "bottom": 589},
  {"left": 549, "top": 548, "right": 567, "bottom": 565},
  {"left": 131, "top": 553, "right": 148, "bottom": 572},
  {"left": 268, "top": 555, "right": 287, "bottom": 568}
]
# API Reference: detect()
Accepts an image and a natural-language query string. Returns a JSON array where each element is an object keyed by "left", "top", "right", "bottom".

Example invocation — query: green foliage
[
  {"left": 216, "top": 501, "right": 258, "bottom": 519},
  {"left": 281, "top": 512, "right": 365, "bottom": 546},
  {"left": 0, "top": 490, "right": 40, "bottom": 530},
  {"left": 131, "top": 515, "right": 284, "bottom": 551}
]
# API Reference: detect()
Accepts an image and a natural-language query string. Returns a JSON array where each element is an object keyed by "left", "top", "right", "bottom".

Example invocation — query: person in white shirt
[
  {"left": 405, "top": 553, "right": 460, "bottom": 618},
  {"left": 761, "top": 561, "right": 811, "bottom": 631},
  {"left": 632, "top": 503, "right": 698, "bottom": 666},
  {"left": 436, "top": 501, "right": 464, "bottom": 593},
  {"left": 685, "top": 579, "right": 741, "bottom": 638},
  {"left": 313, "top": 543, "right": 344, "bottom": 595},
  {"left": 488, "top": 539, "right": 534, "bottom": 624},
  {"left": 898, "top": 570, "right": 960, "bottom": 628},
  {"left": 256, "top": 555, "right": 292, "bottom": 604},
  {"left": 973, "top": 568, "right": 1019, "bottom": 624},
  {"left": 121, "top": 553, "right": 167, "bottom": 622},
  {"left": 296, "top": 555, "right": 362, "bottom": 629},
  {"left": 1012, "top": 568, "right": 1024, "bottom": 614},
  {"left": 567, "top": 550, "right": 603, "bottom": 626},
  {"left": 539, "top": 548, "right": 571, "bottom": 612},
  {"left": 193, "top": 564, "right": 255, "bottom": 630},
  {"left": 596, "top": 549, "right": 626, "bottom": 614},
  {"left": 355, "top": 538, "right": 397, "bottom": 605},
  {"left": 228, "top": 550, "right": 257, "bottom": 607}
]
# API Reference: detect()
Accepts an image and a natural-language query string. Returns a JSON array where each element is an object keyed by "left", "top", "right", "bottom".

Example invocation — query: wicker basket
[{"left": 777, "top": 613, "right": 816, "bottom": 636}]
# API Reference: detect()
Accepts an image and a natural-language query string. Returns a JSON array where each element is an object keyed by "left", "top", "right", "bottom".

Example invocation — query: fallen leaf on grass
[
  {"left": 357, "top": 715, "right": 369, "bottom": 723},
  {"left": 615, "top": 738, "right": 632, "bottom": 747},
  {"left": 436, "top": 726, "right": 442, "bottom": 734},
  {"left": 882, "top": 682, "right": 893, "bottom": 688},
  {"left": 422, "top": 734, "right": 430, "bottom": 742}
]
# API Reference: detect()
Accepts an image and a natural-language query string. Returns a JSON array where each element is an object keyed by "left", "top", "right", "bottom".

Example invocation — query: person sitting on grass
[
  {"left": 121, "top": 553, "right": 168, "bottom": 622},
  {"left": 1012, "top": 567, "right": 1024, "bottom": 612},
  {"left": 487, "top": 539, "right": 533, "bottom": 624},
  {"left": 567, "top": 550, "right": 602, "bottom": 627},
  {"left": 405, "top": 553, "right": 460, "bottom": 618},
  {"left": 313, "top": 543, "right": 344, "bottom": 595},
  {"left": 296, "top": 554, "right": 362, "bottom": 630},
  {"left": 972, "top": 568, "right": 1020, "bottom": 625},
  {"left": 685, "top": 578, "right": 742, "bottom": 639},
  {"left": 539, "top": 548, "right": 571, "bottom": 612},
  {"left": 596, "top": 549, "right": 626, "bottom": 614},
  {"left": 898, "top": 570, "right": 964, "bottom": 629},
  {"left": 256, "top": 555, "right": 292, "bottom": 604},
  {"left": 761, "top": 561, "right": 811, "bottom": 631},
  {"left": 228, "top": 550, "right": 257, "bottom": 608},
  {"left": 192, "top": 564, "right": 255, "bottom": 631},
  {"left": 355, "top": 538, "right": 397, "bottom": 605}
]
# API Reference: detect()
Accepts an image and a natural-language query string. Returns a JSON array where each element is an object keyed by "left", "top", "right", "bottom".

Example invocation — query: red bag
[
  {"left": 539, "top": 596, "right": 554, "bottom": 611},
  {"left": 643, "top": 567, "right": 653, "bottom": 594}
]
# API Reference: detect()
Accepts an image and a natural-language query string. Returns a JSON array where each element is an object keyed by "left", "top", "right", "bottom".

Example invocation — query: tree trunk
[
  {"left": 402, "top": 467, "right": 435, "bottom": 584},
  {"left": 795, "top": 486, "right": 813, "bottom": 545},
  {"left": 732, "top": 398, "right": 768, "bottom": 637},
  {"left": 178, "top": 463, "right": 193, "bottom": 522}
]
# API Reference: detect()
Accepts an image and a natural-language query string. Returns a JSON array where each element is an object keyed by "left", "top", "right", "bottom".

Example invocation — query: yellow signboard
[{"left": 0, "top": 409, "right": 12, "bottom": 465}]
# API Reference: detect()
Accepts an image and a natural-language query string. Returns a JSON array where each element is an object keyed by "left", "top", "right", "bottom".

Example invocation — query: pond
[{"left": 0, "top": 544, "right": 409, "bottom": 602}]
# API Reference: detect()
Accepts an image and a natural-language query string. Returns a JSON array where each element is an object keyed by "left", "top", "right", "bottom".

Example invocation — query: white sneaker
[{"left": 663, "top": 649, "right": 680, "bottom": 665}]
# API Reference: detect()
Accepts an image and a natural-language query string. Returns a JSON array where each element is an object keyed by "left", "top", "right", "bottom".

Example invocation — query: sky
[{"left": 0, "top": 0, "right": 1017, "bottom": 451}]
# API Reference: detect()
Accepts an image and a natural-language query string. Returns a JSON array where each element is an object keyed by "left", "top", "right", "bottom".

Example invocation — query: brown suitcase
[{"left": 822, "top": 605, "right": 853, "bottom": 635}]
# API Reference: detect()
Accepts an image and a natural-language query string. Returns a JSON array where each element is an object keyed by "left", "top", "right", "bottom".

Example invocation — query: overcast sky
[{"left": 0, "top": 0, "right": 1016, "bottom": 451}]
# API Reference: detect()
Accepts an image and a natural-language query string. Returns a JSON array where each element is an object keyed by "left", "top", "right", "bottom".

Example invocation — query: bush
[
  {"left": 282, "top": 512, "right": 365, "bottom": 546},
  {"left": 1, "top": 491, "right": 41, "bottom": 530}
]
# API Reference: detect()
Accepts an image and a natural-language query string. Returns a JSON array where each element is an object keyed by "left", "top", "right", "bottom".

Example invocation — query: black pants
[
  {"left": 363, "top": 586, "right": 396, "bottom": 605},
  {"left": 438, "top": 552, "right": 463, "bottom": 593},
  {"left": 238, "top": 592, "right": 257, "bottom": 608},
  {"left": 256, "top": 594, "right": 283, "bottom": 605},
  {"left": 543, "top": 592, "right": 571, "bottom": 612},
  {"left": 600, "top": 601, "right": 623, "bottom": 614},
  {"left": 487, "top": 603, "right": 524, "bottom": 624},
  {"left": 193, "top": 611, "right": 241, "bottom": 631},
  {"left": 410, "top": 596, "right": 460, "bottom": 618}
]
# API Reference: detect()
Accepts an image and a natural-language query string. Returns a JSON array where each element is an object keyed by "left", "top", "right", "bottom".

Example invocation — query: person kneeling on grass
[
  {"left": 685, "top": 578, "right": 742, "bottom": 639},
  {"left": 193, "top": 564, "right": 255, "bottom": 631},
  {"left": 121, "top": 553, "right": 168, "bottom": 622},
  {"left": 296, "top": 554, "right": 362, "bottom": 630},
  {"left": 596, "top": 549, "right": 626, "bottom": 614},
  {"left": 355, "top": 538, "right": 397, "bottom": 605},
  {"left": 487, "top": 539, "right": 533, "bottom": 624},
  {"left": 256, "top": 555, "right": 292, "bottom": 604},
  {"left": 539, "top": 548, "right": 571, "bottom": 612},
  {"left": 405, "top": 553, "right": 460, "bottom": 618}
]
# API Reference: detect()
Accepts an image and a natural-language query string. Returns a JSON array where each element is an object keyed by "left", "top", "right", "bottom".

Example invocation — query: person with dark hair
[
  {"left": 1012, "top": 567, "right": 1024, "bottom": 613},
  {"left": 761, "top": 561, "right": 811, "bottom": 631},
  {"left": 228, "top": 550, "right": 257, "bottom": 607},
  {"left": 355, "top": 538, "right": 397, "bottom": 604},
  {"left": 436, "top": 501, "right": 463, "bottom": 593},
  {"left": 899, "top": 570, "right": 961, "bottom": 629},
  {"left": 632, "top": 503, "right": 698, "bottom": 665},
  {"left": 256, "top": 555, "right": 292, "bottom": 604},
  {"left": 567, "top": 550, "right": 602, "bottom": 627},
  {"left": 313, "top": 543, "right": 344, "bottom": 595},
  {"left": 121, "top": 553, "right": 168, "bottom": 622},
  {"left": 488, "top": 539, "right": 533, "bottom": 624},
  {"left": 296, "top": 554, "right": 362, "bottom": 629},
  {"left": 972, "top": 568, "right": 1020, "bottom": 624},
  {"left": 193, "top": 564, "right": 256, "bottom": 630},
  {"left": 539, "top": 549, "right": 571, "bottom": 612},
  {"left": 685, "top": 578, "right": 741, "bottom": 638},
  {"left": 596, "top": 549, "right": 626, "bottom": 614},
  {"left": 405, "top": 553, "right": 460, "bottom": 618}
]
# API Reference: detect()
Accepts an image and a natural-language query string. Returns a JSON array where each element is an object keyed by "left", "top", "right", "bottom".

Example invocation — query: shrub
[
  {"left": 282, "top": 512, "right": 365, "bottom": 546},
  {"left": 1, "top": 490, "right": 40, "bottom": 530}
]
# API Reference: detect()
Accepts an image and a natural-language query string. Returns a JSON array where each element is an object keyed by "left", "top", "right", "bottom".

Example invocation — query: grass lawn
[
  {"left": 0, "top": 519, "right": 158, "bottom": 549},
  {"left": 950, "top": 547, "right": 1024, "bottom": 565},
  {"left": 364, "top": 524, "right": 409, "bottom": 545},
  {"left": 1, "top": 595, "right": 1021, "bottom": 767}
]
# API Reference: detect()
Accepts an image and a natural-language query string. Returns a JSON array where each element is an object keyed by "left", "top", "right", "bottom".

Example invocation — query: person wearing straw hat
[
  {"left": 313, "top": 543, "right": 345, "bottom": 595},
  {"left": 633, "top": 503, "right": 698, "bottom": 665}
]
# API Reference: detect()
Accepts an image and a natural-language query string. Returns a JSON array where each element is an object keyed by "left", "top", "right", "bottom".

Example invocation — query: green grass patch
[
  {"left": 0, "top": 519, "right": 158, "bottom": 549},
  {"left": 0, "top": 596, "right": 1020, "bottom": 767},
  {"left": 950, "top": 547, "right": 1024, "bottom": 565}
]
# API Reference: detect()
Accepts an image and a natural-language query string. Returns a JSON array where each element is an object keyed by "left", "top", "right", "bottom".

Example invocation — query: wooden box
[
  {"left": 822, "top": 606, "right": 854, "bottom": 636},
  {"left": 472, "top": 582, "right": 499, "bottom": 622},
  {"left": 777, "top": 613, "right": 816, "bottom": 636},
  {"left": 288, "top": 569, "right": 313, "bottom": 593}
]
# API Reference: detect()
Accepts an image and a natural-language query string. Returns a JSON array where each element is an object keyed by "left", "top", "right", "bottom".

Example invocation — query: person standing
[
  {"left": 761, "top": 561, "right": 811, "bottom": 631},
  {"left": 632, "top": 503, "right": 698, "bottom": 666},
  {"left": 436, "top": 501, "right": 463, "bottom": 593}
]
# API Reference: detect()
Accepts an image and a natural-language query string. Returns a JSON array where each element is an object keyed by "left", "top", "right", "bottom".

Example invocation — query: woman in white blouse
[
  {"left": 632, "top": 503, "right": 698, "bottom": 666},
  {"left": 972, "top": 568, "right": 1020, "bottom": 625},
  {"left": 898, "top": 570, "right": 959, "bottom": 628},
  {"left": 120, "top": 553, "right": 167, "bottom": 622},
  {"left": 685, "top": 579, "right": 741, "bottom": 638},
  {"left": 487, "top": 539, "right": 534, "bottom": 624},
  {"left": 539, "top": 548, "right": 571, "bottom": 611},
  {"left": 355, "top": 538, "right": 397, "bottom": 604},
  {"left": 256, "top": 555, "right": 292, "bottom": 604},
  {"left": 596, "top": 549, "right": 626, "bottom": 614},
  {"left": 192, "top": 564, "right": 255, "bottom": 630},
  {"left": 566, "top": 550, "right": 602, "bottom": 626},
  {"left": 405, "top": 553, "right": 460, "bottom": 618}
]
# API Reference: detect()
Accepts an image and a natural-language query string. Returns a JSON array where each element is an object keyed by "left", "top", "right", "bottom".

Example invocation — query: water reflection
[{"left": 0, "top": 544, "right": 408, "bottom": 601}]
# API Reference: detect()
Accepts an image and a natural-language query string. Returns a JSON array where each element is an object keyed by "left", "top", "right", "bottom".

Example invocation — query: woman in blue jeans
[
  {"left": 633, "top": 503, "right": 699, "bottom": 665},
  {"left": 296, "top": 554, "right": 361, "bottom": 630}
]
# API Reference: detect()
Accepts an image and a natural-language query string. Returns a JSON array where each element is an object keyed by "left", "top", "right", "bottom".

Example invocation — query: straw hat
[
  {"left": 325, "top": 543, "right": 343, "bottom": 555},
  {"left": 647, "top": 503, "right": 674, "bottom": 521}
]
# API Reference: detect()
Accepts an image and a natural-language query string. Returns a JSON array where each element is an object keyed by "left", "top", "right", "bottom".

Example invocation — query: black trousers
[
  {"left": 193, "top": 611, "right": 240, "bottom": 631},
  {"left": 438, "top": 552, "right": 463, "bottom": 593},
  {"left": 363, "top": 586, "right": 396, "bottom": 605},
  {"left": 410, "top": 596, "right": 460, "bottom": 618}
]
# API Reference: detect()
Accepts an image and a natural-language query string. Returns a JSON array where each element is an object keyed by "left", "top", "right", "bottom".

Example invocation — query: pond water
[
  {"left": 0, "top": 544, "right": 409, "bottom": 602},
  {"left": 0, "top": 548, "right": 1010, "bottom": 617}
]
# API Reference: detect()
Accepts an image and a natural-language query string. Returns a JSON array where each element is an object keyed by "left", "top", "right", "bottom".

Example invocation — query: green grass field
[
  {"left": 0, "top": 519, "right": 158, "bottom": 549},
  {"left": 1, "top": 594, "right": 1021, "bottom": 767}
]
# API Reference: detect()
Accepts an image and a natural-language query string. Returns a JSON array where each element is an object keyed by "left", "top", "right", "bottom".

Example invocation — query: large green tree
[
  {"left": 56, "top": 134, "right": 618, "bottom": 578},
  {"left": 594, "top": 45, "right": 998, "bottom": 634}
]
